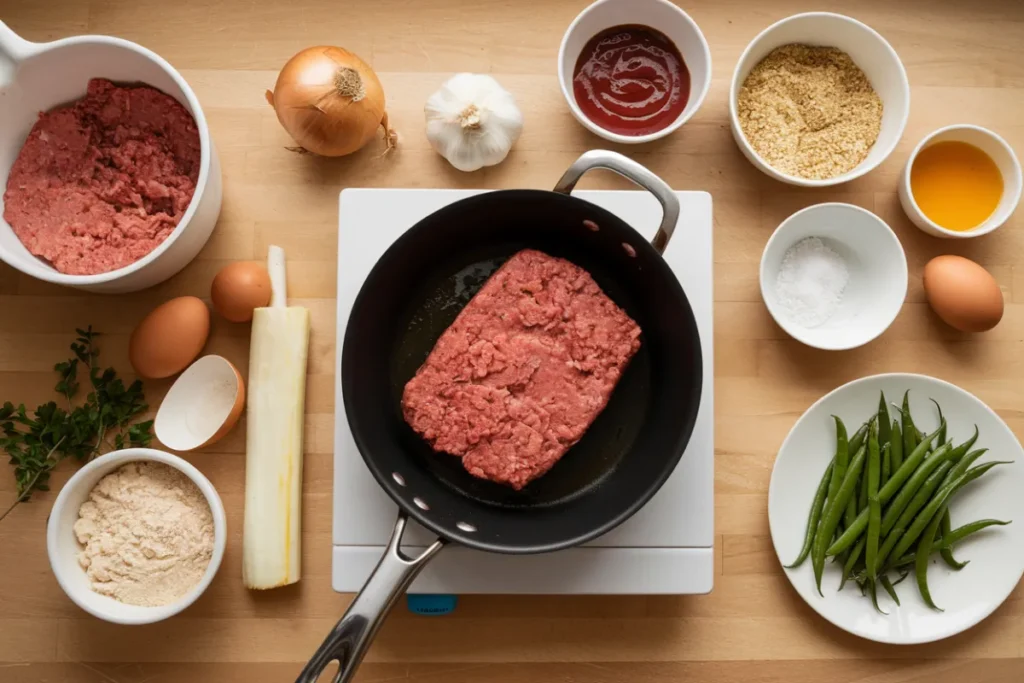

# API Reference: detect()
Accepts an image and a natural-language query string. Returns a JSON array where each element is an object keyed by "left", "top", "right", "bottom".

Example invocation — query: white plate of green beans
[{"left": 769, "top": 373, "right": 1024, "bottom": 644}]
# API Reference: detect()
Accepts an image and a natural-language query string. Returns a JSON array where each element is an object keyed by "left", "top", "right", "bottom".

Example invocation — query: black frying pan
[{"left": 298, "top": 151, "right": 703, "bottom": 683}]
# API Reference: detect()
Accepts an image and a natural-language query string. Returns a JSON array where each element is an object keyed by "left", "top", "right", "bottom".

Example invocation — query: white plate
[{"left": 769, "top": 373, "right": 1024, "bottom": 644}]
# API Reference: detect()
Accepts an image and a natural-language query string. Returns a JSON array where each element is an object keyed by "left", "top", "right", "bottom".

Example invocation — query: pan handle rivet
[
  {"left": 456, "top": 521, "right": 477, "bottom": 533},
  {"left": 392, "top": 472, "right": 406, "bottom": 486},
  {"left": 413, "top": 497, "right": 430, "bottom": 511}
]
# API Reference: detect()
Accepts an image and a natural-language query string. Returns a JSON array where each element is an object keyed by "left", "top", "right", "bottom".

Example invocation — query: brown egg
[
  {"left": 211, "top": 262, "right": 272, "bottom": 322},
  {"left": 129, "top": 296, "right": 211, "bottom": 379},
  {"left": 923, "top": 255, "right": 1004, "bottom": 332}
]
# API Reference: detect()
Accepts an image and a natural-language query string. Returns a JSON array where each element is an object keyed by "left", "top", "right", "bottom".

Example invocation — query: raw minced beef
[
  {"left": 402, "top": 249, "right": 641, "bottom": 490},
  {"left": 3, "top": 78, "right": 201, "bottom": 275}
]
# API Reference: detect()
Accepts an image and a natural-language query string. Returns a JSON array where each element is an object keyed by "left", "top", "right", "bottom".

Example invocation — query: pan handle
[
  {"left": 296, "top": 514, "right": 446, "bottom": 683},
  {"left": 553, "top": 150, "right": 680, "bottom": 255}
]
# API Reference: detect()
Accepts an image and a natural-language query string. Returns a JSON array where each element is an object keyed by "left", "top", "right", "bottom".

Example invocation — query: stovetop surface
[{"left": 332, "top": 189, "right": 714, "bottom": 594}]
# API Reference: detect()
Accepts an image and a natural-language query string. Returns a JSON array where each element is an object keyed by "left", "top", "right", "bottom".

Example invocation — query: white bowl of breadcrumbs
[{"left": 730, "top": 12, "right": 909, "bottom": 187}]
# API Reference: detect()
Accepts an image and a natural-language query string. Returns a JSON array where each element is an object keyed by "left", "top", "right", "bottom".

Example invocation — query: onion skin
[{"left": 268, "top": 46, "right": 395, "bottom": 157}]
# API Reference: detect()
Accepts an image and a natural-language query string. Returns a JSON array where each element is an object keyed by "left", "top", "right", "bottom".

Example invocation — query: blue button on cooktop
[{"left": 406, "top": 594, "right": 457, "bottom": 615}]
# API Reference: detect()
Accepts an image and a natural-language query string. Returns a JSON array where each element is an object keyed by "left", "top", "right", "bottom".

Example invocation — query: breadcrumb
[{"left": 737, "top": 44, "right": 883, "bottom": 180}]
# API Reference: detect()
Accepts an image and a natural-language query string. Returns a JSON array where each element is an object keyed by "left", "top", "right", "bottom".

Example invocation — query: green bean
[
  {"left": 881, "top": 442, "right": 891, "bottom": 486},
  {"left": 957, "top": 460, "right": 1012, "bottom": 489},
  {"left": 931, "top": 398, "right": 947, "bottom": 447},
  {"left": 848, "top": 423, "right": 869, "bottom": 460},
  {"left": 948, "top": 426, "right": 979, "bottom": 463},
  {"left": 889, "top": 472, "right": 971, "bottom": 563},
  {"left": 866, "top": 421, "right": 882, "bottom": 580},
  {"left": 938, "top": 511, "right": 968, "bottom": 570},
  {"left": 845, "top": 422, "right": 869, "bottom": 529},
  {"left": 877, "top": 461, "right": 953, "bottom": 567},
  {"left": 869, "top": 579, "right": 888, "bottom": 615},
  {"left": 858, "top": 455, "right": 869, "bottom": 512},
  {"left": 813, "top": 444, "right": 866, "bottom": 596},
  {"left": 844, "top": 484, "right": 859, "bottom": 529},
  {"left": 880, "top": 573, "right": 901, "bottom": 606},
  {"left": 825, "top": 424, "right": 943, "bottom": 557},
  {"left": 900, "top": 391, "right": 919, "bottom": 455},
  {"left": 834, "top": 416, "right": 850, "bottom": 468},
  {"left": 890, "top": 519, "right": 1013, "bottom": 569},
  {"left": 880, "top": 442, "right": 954, "bottom": 536},
  {"left": 832, "top": 519, "right": 846, "bottom": 565},
  {"left": 856, "top": 418, "right": 873, "bottom": 514},
  {"left": 825, "top": 417, "right": 850, "bottom": 514},
  {"left": 941, "top": 447, "right": 987, "bottom": 489},
  {"left": 916, "top": 502, "right": 947, "bottom": 610},
  {"left": 839, "top": 536, "right": 865, "bottom": 590},
  {"left": 867, "top": 502, "right": 882, "bottom": 580},
  {"left": 786, "top": 460, "right": 834, "bottom": 568},
  {"left": 877, "top": 392, "right": 891, "bottom": 450},
  {"left": 941, "top": 518, "right": 1012, "bottom": 548},
  {"left": 811, "top": 418, "right": 850, "bottom": 586},
  {"left": 890, "top": 420, "right": 903, "bottom": 471}
]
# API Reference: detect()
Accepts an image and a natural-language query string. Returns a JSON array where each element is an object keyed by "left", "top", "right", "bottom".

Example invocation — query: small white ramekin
[
  {"left": 557, "top": 0, "right": 712, "bottom": 144},
  {"left": 0, "top": 21, "right": 222, "bottom": 293},
  {"left": 760, "top": 203, "right": 907, "bottom": 351},
  {"left": 899, "top": 124, "right": 1022, "bottom": 239},
  {"left": 729, "top": 12, "right": 910, "bottom": 187},
  {"left": 46, "top": 448, "right": 226, "bottom": 625}
]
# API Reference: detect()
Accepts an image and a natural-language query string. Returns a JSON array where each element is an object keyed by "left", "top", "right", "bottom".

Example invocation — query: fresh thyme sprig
[{"left": 0, "top": 327, "right": 153, "bottom": 522}]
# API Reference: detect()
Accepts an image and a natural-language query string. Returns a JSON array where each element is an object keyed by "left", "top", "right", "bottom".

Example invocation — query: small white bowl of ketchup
[{"left": 558, "top": 0, "right": 711, "bottom": 144}]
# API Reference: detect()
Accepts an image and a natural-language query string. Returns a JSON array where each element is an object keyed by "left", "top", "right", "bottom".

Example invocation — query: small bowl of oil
[{"left": 900, "top": 124, "right": 1022, "bottom": 239}]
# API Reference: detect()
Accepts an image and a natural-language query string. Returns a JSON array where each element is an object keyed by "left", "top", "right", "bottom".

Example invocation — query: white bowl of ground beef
[
  {"left": 46, "top": 449, "right": 226, "bottom": 625},
  {"left": 729, "top": 12, "right": 910, "bottom": 187},
  {"left": 0, "top": 21, "right": 222, "bottom": 292}
]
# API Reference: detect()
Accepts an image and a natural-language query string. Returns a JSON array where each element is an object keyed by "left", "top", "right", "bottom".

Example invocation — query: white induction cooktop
[{"left": 334, "top": 188, "right": 714, "bottom": 594}]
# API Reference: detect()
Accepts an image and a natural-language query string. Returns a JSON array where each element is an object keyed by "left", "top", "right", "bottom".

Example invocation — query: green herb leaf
[{"left": 1, "top": 327, "right": 152, "bottom": 522}]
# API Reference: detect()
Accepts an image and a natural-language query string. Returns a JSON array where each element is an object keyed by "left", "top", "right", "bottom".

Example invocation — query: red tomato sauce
[{"left": 572, "top": 25, "right": 690, "bottom": 137}]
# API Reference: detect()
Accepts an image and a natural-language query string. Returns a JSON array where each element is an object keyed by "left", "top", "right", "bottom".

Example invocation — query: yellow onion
[{"left": 266, "top": 46, "right": 396, "bottom": 156}]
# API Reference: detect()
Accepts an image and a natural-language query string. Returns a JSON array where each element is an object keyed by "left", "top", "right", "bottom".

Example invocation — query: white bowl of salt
[{"left": 760, "top": 202, "right": 907, "bottom": 351}]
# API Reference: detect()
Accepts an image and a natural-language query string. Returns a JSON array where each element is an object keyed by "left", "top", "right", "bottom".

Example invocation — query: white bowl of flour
[
  {"left": 47, "top": 448, "right": 226, "bottom": 624},
  {"left": 760, "top": 202, "right": 907, "bottom": 350}
]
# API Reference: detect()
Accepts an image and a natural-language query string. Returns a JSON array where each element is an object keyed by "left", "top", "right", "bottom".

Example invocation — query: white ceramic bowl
[
  {"left": 729, "top": 12, "right": 910, "bottom": 187},
  {"left": 46, "top": 448, "right": 226, "bottom": 624},
  {"left": 899, "top": 124, "right": 1023, "bottom": 239},
  {"left": 0, "top": 21, "right": 222, "bottom": 293},
  {"left": 557, "top": 0, "right": 712, "bottom": 143},
  {"left": 760, "top": 203, "right": 907, "bottom": 350}
]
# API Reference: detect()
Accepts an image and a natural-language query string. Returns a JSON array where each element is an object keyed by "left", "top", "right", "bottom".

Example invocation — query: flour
[{"left": 74, "top": 461, "right": 214, "bottom": 607}]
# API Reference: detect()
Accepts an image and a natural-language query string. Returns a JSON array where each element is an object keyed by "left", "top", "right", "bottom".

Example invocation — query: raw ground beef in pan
[{"left": 401, "top": 249, "right": 642, "bottom": 490}]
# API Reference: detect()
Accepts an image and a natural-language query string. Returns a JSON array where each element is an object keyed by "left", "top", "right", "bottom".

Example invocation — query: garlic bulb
[{"left": 425, "top": 73, "right": 523, "bottom": 172}]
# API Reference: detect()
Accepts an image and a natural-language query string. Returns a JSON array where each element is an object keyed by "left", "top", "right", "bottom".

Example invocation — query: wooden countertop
[{"left": 2, "top": 0, "right": 1023, "bottom": 681}]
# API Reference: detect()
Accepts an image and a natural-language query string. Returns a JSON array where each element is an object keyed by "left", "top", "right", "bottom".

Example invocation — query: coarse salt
[{"left": 775, "top": 236, "right": 849, "bottom": 327}]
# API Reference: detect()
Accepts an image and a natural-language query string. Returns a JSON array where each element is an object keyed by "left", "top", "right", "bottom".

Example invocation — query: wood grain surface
[{"left": 1, "top": 0, "right": 1023, "bottom": 681}]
